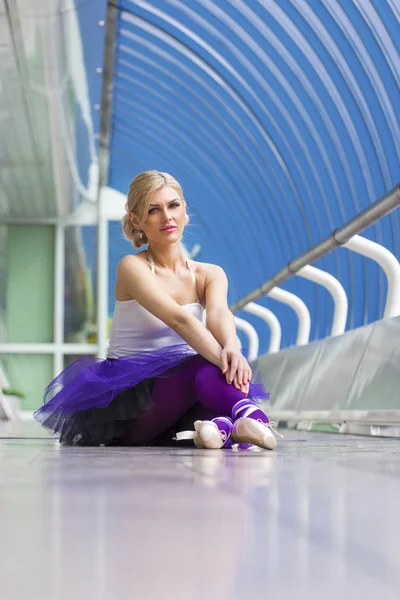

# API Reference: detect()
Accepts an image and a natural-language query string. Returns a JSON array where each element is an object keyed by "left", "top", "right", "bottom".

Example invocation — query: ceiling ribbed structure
[{"left": 107, "top": 0, "right": 400, "bottom": 350}]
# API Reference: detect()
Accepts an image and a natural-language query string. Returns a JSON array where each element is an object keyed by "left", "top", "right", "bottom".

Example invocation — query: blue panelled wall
[{"left": 106, "top": 0, "right": 400, "bottom": 354}]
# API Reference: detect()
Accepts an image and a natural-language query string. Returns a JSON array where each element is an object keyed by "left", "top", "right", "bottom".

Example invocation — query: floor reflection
[{"left": 1, "top": 424, "right": 400, "bottom": 599}]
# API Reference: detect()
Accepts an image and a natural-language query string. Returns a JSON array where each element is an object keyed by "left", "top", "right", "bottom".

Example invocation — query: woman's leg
[
  {"left": 192, "top": 359, "right": 277, "bottom": 450},
  {"left": 193, "top": 359, "right": 247, "bottom": 412},
  {"left": 120, "top": 354, "right": 269, "bottom": 446},
  {"left": 193, "top": 359, "right": 270, "bottom": 424},
  {"left": 120, "top": 355, "right": 205, "bottom": 445}
]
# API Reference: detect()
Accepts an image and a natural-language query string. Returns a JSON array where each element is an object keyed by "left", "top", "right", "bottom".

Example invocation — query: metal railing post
[
  {"left": 234, "top": 317, "right": 259, "bottom": 361},
  {"left": 344, "top": 235, "right": 400, "bottom": 318},
  {"left": 243, "top": 302, "right": 282, "bottom": 353},
  {"left": 296, "top": 265, "right": 348, "bottom": 336},
  {"left": 267, "top": 288, "right": 311, "bottom": 346}
]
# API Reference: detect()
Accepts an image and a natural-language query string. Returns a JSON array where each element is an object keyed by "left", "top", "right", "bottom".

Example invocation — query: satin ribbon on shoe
[
  {"left": 266, "top": 421, "right": 284, "bottom": 438},
  {"left": 174, "top": 430, "right": 196, "bottom": 441},
  {"left": 174, "top": 429, "right": 229, "bottom": 442}
]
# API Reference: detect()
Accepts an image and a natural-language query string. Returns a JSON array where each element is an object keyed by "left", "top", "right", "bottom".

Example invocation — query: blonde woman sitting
[{"left": 35, "top": 171, "right": 277, "bottom": 450}]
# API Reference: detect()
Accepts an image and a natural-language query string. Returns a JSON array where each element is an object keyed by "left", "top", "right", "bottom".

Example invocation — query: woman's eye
[{"left": 148, "top": 202, "right": 180, "bottom": 214}]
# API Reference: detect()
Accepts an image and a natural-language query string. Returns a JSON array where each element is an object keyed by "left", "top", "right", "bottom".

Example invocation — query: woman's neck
[{"left": 147, "top": 245, "right": 186, "bottom": 274}]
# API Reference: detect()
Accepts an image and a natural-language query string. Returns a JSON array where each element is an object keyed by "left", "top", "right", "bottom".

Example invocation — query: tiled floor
[{"left": 1, "top": 421, "right": 400, "bottom": 600}]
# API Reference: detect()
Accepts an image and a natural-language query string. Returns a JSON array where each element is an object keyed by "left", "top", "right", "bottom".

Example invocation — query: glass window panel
[
  {"left": 1, "top": 354, "right": 53, "bottom": 411},
  {"left": 0, "top": 226, "right": 6, "bottom": 344},
  {"left": 3, "top": 226, "right": 54, "bottom": 343},
  {"left": 64, "top": 225, "right": 97, "bottom": 344}
]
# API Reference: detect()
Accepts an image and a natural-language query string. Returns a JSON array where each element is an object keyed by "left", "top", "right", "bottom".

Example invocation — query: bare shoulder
[
  {"left": 193, "top": 262, "right": 229, "bottom": 311},
  {"left": 117, "top": 252, "right": 148, "bottom": 272},
  {"left": 118, "top": 251, "right": 147, "bottom": 264},
  {"left": 190, "top": 260, "right": 226, "bottom": 280},
  {"left": 115, "top": 253, "right": 150, "bottom": 301},
  {"left": 189, "top": 262, "right": 227, "bottom": 307}
]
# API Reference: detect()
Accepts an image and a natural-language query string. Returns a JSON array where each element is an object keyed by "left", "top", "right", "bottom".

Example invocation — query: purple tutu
[{"left": 34, "top": 344, "right": 269, "bottom": 446}]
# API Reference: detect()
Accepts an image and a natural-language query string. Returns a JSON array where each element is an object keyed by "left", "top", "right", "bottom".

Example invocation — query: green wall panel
[
  {"left": 1, "top": 354, "right": 53, "bottom": 410},
  {"left": 6, "top": 226, "right": 54, "bottom": 343}
]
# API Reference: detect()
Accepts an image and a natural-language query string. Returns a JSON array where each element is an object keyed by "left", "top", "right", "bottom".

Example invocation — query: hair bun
[{"left": 122, "top": 213, "right": 148, "bottom": 248}]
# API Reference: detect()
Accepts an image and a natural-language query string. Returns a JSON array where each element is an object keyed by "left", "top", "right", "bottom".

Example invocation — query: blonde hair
[{"left": 122, "top": 170, "right": 189, "bottom": 248}]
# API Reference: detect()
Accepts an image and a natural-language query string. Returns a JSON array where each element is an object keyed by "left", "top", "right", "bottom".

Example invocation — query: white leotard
[{"left": 107, "top": 254, "right": 204, "bottom": 358}]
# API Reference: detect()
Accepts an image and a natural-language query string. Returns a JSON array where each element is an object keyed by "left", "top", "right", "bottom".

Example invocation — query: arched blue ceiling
[{"left": 107, "top": 0, "right": 400, "bottom": 352}]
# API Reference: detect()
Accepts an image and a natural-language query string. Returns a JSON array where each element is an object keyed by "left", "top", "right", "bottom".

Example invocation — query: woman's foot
[
  {"left": 231, "top": 399, "right": 278, "bottom": 450},
  {"left": 193, "top": 420, "right": 225, "bottom": 449},
  {"left": 175, "top": 416, "right": 233, "bottom": 449},
  {"left": 231, "top": 417, "right": 277, "bottom": 450}
]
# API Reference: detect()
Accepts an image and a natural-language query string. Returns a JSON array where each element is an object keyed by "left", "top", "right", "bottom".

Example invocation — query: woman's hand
[
  {"left": 220, "top": 344, "right": 252, "bottom": 395},
  {"left": 233, "top": 374, "right": 250, "bottom": 396}
]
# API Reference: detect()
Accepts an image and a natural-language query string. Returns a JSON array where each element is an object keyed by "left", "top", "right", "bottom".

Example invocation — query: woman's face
[{"left": 137, "top": 186, "right": 186, "bottom": 244}]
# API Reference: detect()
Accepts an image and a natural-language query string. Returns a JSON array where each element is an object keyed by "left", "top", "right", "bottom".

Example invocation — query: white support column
[
  {"left": 267, "top": 287, "right": 311, "bottom": 346},
  {"left": 344, "top": 234, "right": 400, "bottom": 318},
  {"left": 243, "top": 302, "right": 282, "bottom": 353},
  {"left": 97, "top": 211, "right": 109, "bottom": 359},
  {"left": 53, "top": 224, "right": 65, "bottom": 377},
  {"left": 296, "top": 264, "right": 348, "bottom": 336},
  {"left": 99, "top": 186, "right": 126, "bottom": 219},
  {"left": 234, "top": 317, "right": 259, "bottom": 362},
  {"left": 97, "top": 186, "right": 127, "bottom": 359}
]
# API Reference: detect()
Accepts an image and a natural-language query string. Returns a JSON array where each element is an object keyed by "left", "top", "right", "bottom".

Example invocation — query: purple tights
[{"left": 120, "top": 354, "right": 251, "bottom": 446}]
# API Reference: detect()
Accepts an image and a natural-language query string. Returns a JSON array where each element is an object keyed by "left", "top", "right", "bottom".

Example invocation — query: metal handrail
[{"left": 230, "top": 184, "right": 400, "bottom": 313}]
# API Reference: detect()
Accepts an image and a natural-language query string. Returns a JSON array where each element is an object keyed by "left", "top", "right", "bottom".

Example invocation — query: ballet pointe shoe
[
  {"left": 174, "top": 418, "right": 233, "bottom": 449},
  {"left": 193, "top": 420, "right": 225, "bottom": 449},
  {"left": 231, "top": 418, "right": 277, "bottom": 451}
]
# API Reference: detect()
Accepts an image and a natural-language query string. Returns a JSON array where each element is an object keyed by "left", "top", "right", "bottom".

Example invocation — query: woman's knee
[{"left": 194, "top": 362, "right": 226, "bottom": 392}]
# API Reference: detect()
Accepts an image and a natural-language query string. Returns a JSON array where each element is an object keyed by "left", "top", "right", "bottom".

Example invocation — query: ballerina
[{"left": 34, "top": 170, "right": 277, "bottom": 450}]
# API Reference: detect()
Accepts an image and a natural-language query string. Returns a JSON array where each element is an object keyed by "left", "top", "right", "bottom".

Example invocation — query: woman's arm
[
  {"left": 205, "top": 265, "right": 239, "bottom": 350},
  {"left": 204, "top": 265, "right": 252, "bottom": 392},
  {"left": 204, "top": 266, "right": 238, "bottom": 348},
  {"left": 117, "top": 256, "right": 223, "bottom": 368},
  {"left": 206, "top": 309, "right": 239, "bottom": 349}
]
